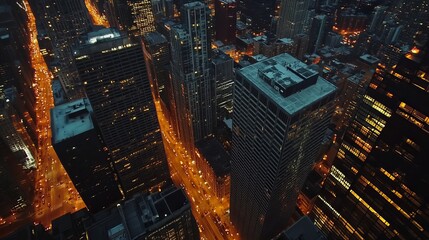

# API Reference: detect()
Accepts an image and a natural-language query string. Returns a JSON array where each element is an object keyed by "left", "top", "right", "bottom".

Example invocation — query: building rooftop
[
  {"left": 183, "top": 1, "right": 206, "bottom": 8},
  {"left": 238, "top": 53, "right": 337, "bottom": 115},
  {"left": 51, "top": 99, "right": 94, "bottom": 144},
  {"left": 51, "top": 209, "right": 90, "bottom": 240},
  {"left": 74, "top": 31, "right": 134, "bottom": 57},
  {"left": 251, "top": 54, "right": 268, "bottom": 62},
  {"left": 86, "top": 28, "right": 121, "bottom": 44},
  {"left": 219, "top": 44, "right": 236, "bottom": 54},
  {"left": 52, "top": 78, "right": 66, "bottom": 106},
  {"left": 212, "top": 51, "right": 233, "bottom": 65},
  {"left": 276, "top": 216, "right": 326, "bottom": 240},
  {"left": 171, "top": 25, "right": 188, "bottom": 39},
  {"left": 85, "top": 186, "right": 190, "bottom": 240},
  {"left": 143, "top": 31, "right": 167, "bottom": 45},
  {"left": 360, "top": 54, "right": 380, "bottom": 65},
  {"left": 219, "top": 0, "right": 235, "bottom": 3},
  {"left": 277, "top": 38, "right": 294, "bottom": 45},
  {"left": 237, "top": 35, "right": 254, "bottom": 44},
  {"left": 347, "top": 73, "right": 365, "bottom": 85},
  {"left": 196, "top": 138, "right": 231, "bottom": 177}
]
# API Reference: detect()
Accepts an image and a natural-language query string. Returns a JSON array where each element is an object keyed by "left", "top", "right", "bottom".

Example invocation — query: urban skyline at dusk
[{"left": 0, "top": 0, "right": 428, "bottom": 239}]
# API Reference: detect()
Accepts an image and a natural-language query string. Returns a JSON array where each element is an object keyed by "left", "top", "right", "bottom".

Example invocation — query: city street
[
  {"left": 24, "top": 0, "right": 86, "bottom": 229},
  {"left": 84, "top": 0, "right": 109, "bottom": 28},
  {"left": 154, "top": 100, "right": 240, "bottom": 240}
]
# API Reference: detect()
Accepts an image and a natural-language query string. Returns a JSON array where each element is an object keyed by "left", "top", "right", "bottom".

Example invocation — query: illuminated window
[
  {"left": 350, "top": 189, "right": 390, "bottom": 226},
  {"left": 330, "top": 166, "right": 351, "bottom": 189},
  {"left": 369, "top": 83, "right": 378, "bottom": 89}
]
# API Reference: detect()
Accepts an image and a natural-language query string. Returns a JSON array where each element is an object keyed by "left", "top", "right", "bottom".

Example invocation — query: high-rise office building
[
  {"left": 51, "top": 98, "right": 123, "bottom": 212},
  {"left": 368, "top": 5, "right": 388, "bottom": 33},
  {"left": 85, "top": 186, "right": 200, "bottom": 240},
  {"left": 238, "top": 0, "right": 276, "bottom": 34},
  {"left": 230, "top": 53, "right": 337, "bottom": 240},
  {"left": 129, "top": 0, "right": 156, "bottom": 36},
  {"left": 293, "top": 33, "right": 309, "bottom": 60},
  {"left": 212, "top": 51, "right": 234, "bottom": 119},
  {"left": 170, "top": 2, "right": 215, "bottom": 155},
  {"left": 307, "top": 15, "right": 326, "bottom": 54},
  {"left": 142, "top": 32, "right": 175, "bottom": 123},
  {"left": 333, "top": 7, "right": 367, "bottom": 35},
  {"left": 0, "top": 89, "right": 36, "bottom": 170},
  {"left": 277, "top": 0, "right": 311, "bottom": 38},
  {"left": 310, "top": 39, "right": 429, "bottom": 239},
  {"left": 104, "top": 0, "right": 132, "bottom": 32},
  {"left": 38, "top": 0, "right": 91, "bottom": 99},
  {"left": 215, "top": 0, "right": 237, "bottom": 45},
  {"left": 336, "top": 72, "right": 370, "bottom": 131},
  {"left": 0, "top": 2, "right": 38, "bottom": 146},
  {"left": 106, "top": 0, "right": 157, "bottom": 36},
  {"left": 74, "top": 28, "right": 170, "bottom": 197},
  {"left": 152, "top": 0, "right": 174, "bottom": 20}
]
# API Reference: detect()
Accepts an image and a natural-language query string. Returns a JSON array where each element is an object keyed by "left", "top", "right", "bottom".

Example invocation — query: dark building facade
[
  {"left": 0, "top": 2, "right": 38, "bottom": 147},
  {"left": 307, "top": 15, "right": 326, "bottom": 54},
  {"left": 51, "top": 99, "right": 122, "bottom": 212},
  {"left": 230, "top": 53, "right": 337, "bottom": 240},
  {"left": 105, "top": 0, "right": 156, "bottom": 37},
  {"left": 85, "top": 186, "right": 200, "bottom": 240},
  {"left": 238, "top": 0, "right": 276, "bottom": 34},
  {"left": 212, "top": 51, "right": 234, "bottom": 120},
  {"left": 142, "top": 32, "right": 175, "bottom": 128},
  {"left": 195, "top": 137, "right": 231, "bottom": 199},
  {"left": 170, "top": 2, "right": 215, "bottom": 155},
  {"left": 311, "top": 40, "right": 429, "bottom": 239},
  {"left": 38, "top": 0, "right": 92, "bottom": 99},
  {"left": 276, "top": 0, "right": 310, "bottom": 38},
  {"left": 74, "top": 29, "right": 170, "bottom": 197},
  {"left": 215, "top": 0, "right": 237, "bottom": 45}
]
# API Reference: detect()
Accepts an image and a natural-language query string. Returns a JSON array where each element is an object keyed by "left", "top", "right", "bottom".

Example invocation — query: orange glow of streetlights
[
  {"left": 411, "top": 46, "right": 420, "bottom": 54},
  {"left": 84, "top": 0, "right": 110, "bottom": 28}
]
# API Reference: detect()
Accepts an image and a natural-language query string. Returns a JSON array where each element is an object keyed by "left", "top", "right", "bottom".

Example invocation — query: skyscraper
[
  {"left": 368, "top": 5, "right": 388, "bottom": 33},
  {"left": 39, "top": 0, "right": 91, "bottom": 99},
  {"left": 85, "top": 186, "right": 200, "bottom": 240},
  {"left": 0, "top": 2, "right": 38, "bottom": 146},
  {"left": 105, "top": 0, "right": 157, "bottom": 36},
  {"left": 51, "top": 99, "right": 123, "bottom": 212},
  {"left": 74, "top": 28, "right": 170, "bottom": 197},
  {"left": 230, "top": 53, "right": 337, "bottom": 240},
  {"left": 307, "top": 15, "right": 326, "bottom": 54},
  {"left": 0, "top": 89, "right": 36, "bottom": 170},
  {"left": 277, "top": 0, "right": 310, "bottom": 38},
  {"left": 170, "top": 2, "right": 215, "bottom": 155},
  {"left": 212, "top": 51, "right": 234, "bottom": 120},
  {"left": 215, "top": 0, "right": 237, "bottom": 45},
  {"left": 238, "top": 0, "right": 276, "bottom": 34},
  {"left": 142, "top": 32, "right": 174, "bottom": 121},
  {"left": 310, "top": 39, "right": 429, "bottom": 239},
  {"left": 129, "top": 0, "right": 156, "bottom": 36}
]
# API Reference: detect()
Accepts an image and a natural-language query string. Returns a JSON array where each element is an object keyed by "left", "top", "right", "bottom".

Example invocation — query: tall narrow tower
[
  {"left": 74, "top": 29, "right": 170, "bottom": 197},
  {"left": 307, "top": 14, "right": 327, "bottom": 54},
  {"left": 230, "top": 53, "right": 337, "bottom": 240},
  {"left": 170, "top": 1, "right": 215, "bottom": 155},
  {"left": 215, "top": 0, "right": 236, "bottom": 44},
  {"left": 276, "top": 0, "right": 310, "bottom": 38}
]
